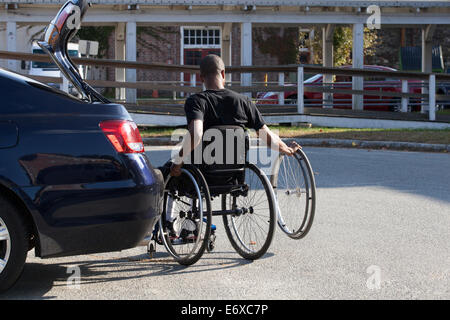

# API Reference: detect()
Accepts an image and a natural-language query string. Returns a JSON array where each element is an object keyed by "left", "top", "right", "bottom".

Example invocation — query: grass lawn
[{"left": 140, "top": 126, "right": 450, "bottom": 145}]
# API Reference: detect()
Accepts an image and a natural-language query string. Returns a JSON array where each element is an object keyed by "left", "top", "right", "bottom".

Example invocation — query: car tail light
[{"left": 100, "top": 120, "right": 144, "bottom": 153}]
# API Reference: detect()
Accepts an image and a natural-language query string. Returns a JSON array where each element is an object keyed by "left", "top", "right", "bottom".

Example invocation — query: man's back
[{"left": 184, "top": 88, "right": 265, "bottom": 131}]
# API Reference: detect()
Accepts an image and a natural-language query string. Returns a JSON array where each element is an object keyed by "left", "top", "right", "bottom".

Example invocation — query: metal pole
[{"left": 297, "top": 66, "right": 304, "bottom": 114}]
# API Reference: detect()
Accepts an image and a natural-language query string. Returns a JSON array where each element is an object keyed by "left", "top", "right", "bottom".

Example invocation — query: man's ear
[
  {"left": 200, "top": 74, "right": 205, "bottom": 83},
  {"left": 221, "top": 70, "right": 225, "bottom": 79}
]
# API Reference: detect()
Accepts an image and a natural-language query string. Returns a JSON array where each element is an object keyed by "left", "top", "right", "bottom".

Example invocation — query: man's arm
[
  {"left": 170, "top": 119, "right": 203, "bottom": 176},
  {"left": 257, "top": 125, "right": 301, "bottom": 156}
]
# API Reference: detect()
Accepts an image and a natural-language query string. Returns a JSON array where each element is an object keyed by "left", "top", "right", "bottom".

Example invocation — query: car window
[{"left": 336, "top": 75, "right": 351, "bottom": 82}]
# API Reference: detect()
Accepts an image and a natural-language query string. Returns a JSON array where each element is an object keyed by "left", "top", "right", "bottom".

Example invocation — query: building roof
[{"left": 1, "top": 0, "right": 450, "bottom": 8}]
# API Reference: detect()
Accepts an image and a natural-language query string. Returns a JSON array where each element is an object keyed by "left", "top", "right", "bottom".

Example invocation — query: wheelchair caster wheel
[
  {"left": 207, "top": 235, "right": 216, "bottom": 253},
  {"left": 147, "top": 242, "right": 156, "bottom": 258}
]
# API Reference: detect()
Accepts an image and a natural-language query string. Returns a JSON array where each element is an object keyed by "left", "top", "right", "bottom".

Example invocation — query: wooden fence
[{"left": 1, "top": 50, "right": 450, "bottom": 122}]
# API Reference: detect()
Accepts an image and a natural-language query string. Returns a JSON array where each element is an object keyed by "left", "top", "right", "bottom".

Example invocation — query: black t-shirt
[{"left": 184, "top": 88, "right": 265, "bottom": 131}]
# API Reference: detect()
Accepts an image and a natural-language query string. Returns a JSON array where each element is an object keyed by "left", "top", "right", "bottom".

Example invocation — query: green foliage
[{"left": 312, "top": 26, "right": 379, "bottom": 66}]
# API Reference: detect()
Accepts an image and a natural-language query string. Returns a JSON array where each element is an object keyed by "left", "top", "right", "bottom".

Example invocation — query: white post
[
  {"left": 352, "top": 23, "right": 364, "bottom": 111},
  {"left": 222, "top": 23, "right": 233, "bottom": 86},
  {"left": 6, "top": 21, "right": 17, "bottom": 71},
  {"left": 429, "top": 74, "right": 436, "bottom": 121},
  {"left": 401, "top": 79, "right": 409, "bottom": 112},
  {"left": 323, "top": 24, "right": 335, "bottom": 109},
  {"left": 126, "top": 21, "right": 137, "bottom": 104},
  {"left": 115, "top": 23, "right": 126, "bottom": 101},
  {"left": 278, "top": 72, "right": 285, "bottom": 105},
  {"left": 297, "top": 67, "right": 304, "bottom": 114},
  {"left": 421, "top": 25, "right": 435, "bottom": 114},
  {"left": 190, "top": 73, "right": 196, "bottom": 90},
  {"left": 241, "top": 22, "right": 252, "bottom": 97}
]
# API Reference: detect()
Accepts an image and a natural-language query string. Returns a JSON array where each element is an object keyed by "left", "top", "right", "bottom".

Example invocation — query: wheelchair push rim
[{"left": 271, "top": 149, "right": 316, "bottom": 239}]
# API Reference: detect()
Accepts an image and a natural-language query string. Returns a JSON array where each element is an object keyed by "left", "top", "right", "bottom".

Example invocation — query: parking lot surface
[{"left": 1, "top": 147, "right": 449, "bottom": 300}]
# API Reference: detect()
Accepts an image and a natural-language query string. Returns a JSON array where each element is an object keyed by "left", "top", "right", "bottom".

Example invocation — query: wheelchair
[{"left": 150, "top": 126, "right": 316, "bottom": 266}]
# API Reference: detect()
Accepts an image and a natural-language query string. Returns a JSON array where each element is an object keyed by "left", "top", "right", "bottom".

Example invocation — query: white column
[
  {"left": 422, "top": 25, "right": 435, "bottom": 74},
  {"left": 352, "top": 23, "right": 364, "bottom": 111},
  {"left": 322, "top": 24, "right": 334, "bottom": 109},
  {"left": 421, "top": 25, "right": 435, "bottom": 114},
  {"left": 222, "top": 23, "right": 233, "bottom": 85},
  {"left": 240, "top": 22, "right": 252, "bottom": 96},
  {"left": 115, "top": 22, "right": 126, "bottom": 101},
  {"left": 6, "top": 21, "right": 17, "bottom": 71},
  {"left": 126, "top": 21, "right": 137, "bottom": 104}
]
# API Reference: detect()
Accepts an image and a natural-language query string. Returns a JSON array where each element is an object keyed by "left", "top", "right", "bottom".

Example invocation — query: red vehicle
[{"left": 258, "top": 65, "right": 422, "bottom": 112}]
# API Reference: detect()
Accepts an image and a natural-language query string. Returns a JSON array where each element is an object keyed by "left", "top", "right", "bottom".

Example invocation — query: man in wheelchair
[
  {"left": 168, "top": 54, "right": 300, "bottom": 176},
  {"left": 159, "top": 54, "right": 300, "bottom": 249}
]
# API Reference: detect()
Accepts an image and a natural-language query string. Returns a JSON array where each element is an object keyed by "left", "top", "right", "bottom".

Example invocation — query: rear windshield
[{"left": 32, "top": 49, "right": 79, "bottom": 69}]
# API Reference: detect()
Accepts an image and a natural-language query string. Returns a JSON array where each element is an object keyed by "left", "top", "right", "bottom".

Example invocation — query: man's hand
[
  {"left": 280, "top": 141, "right": 302, "bottom": 156},
  {"left": 170, "top": 162, "right": 183, "bottom": 177}
]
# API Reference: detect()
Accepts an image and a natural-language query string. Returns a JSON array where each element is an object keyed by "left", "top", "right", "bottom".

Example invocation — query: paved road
[{"left": 1, "top": 147, "right": 449, "bottom": 300}]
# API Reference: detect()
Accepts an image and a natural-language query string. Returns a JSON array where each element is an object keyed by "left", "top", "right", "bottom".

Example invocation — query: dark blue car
[{"left": 0, "top": 0, "right": 163, "bottom": 292}]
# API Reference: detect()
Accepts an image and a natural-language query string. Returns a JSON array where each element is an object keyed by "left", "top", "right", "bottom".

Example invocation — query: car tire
[
  {"left": 0, "top": 196, "right": 29, "bottom": 293},
  {"left": 389, "top": 98, "right": 401, "bottom": 112}
]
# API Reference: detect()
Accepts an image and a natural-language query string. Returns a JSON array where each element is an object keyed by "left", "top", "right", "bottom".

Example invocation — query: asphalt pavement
[{"left": 1, "top": 146, "right": 449, "bottom": 300}]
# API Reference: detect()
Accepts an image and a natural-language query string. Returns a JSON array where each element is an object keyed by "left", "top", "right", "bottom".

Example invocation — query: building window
[{"left": 182, "top": 27, "right": 221, "bottom": 49}]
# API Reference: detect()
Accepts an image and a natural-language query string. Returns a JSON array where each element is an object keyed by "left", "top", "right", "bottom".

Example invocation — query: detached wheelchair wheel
[
  {"left": 160, "top": 165, "right": 212, "bottom": 266},
  {"left": 222, "top": 163, "right": 276, "bottom": 260},
  {"left": 271, "top": 149, "right": 316, "bottom": 239}
]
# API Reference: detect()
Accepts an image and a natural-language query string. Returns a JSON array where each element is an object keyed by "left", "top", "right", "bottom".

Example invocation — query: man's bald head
[{"left": 200, "top": 54, "right": 225, "bottom": 81}]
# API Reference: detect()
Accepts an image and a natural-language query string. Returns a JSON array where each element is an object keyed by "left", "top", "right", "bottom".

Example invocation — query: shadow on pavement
[{"left": 0, "top": 250, "right": 269, "bottom": 299}]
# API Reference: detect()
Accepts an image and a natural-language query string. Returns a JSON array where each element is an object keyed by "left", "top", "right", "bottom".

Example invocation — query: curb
[{"left": 143, "top": 137, "right": 450, "bottom": 153}]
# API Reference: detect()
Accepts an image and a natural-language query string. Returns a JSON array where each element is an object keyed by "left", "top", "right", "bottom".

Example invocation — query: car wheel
[
  {"left": 0, "top": 196, "right": 29, "bottom": 293},
  {"left": 389, "top": 98, "right": 402, "bottom": 112},
  {"left": 285, "top": 95, "right": 297, "bottom": 105}
]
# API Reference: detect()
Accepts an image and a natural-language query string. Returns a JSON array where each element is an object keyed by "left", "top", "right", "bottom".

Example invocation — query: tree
[{"left": 311, "top": 26, "right": 379, "bottom": 66}]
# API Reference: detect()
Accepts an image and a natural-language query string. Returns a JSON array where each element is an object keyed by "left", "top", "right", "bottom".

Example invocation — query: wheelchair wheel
[
  {"left": 271, "top": 149, "right": 316, "bottom": 239},
  {"left": 160, "top": 165, "right": 212, "bottom": 266},
  {"left": 222, "top": 163, "right": 276, "bottom": 260}
]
